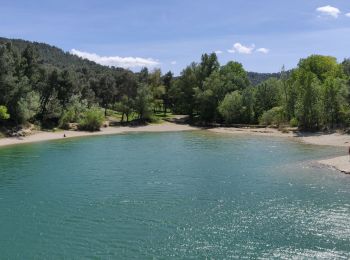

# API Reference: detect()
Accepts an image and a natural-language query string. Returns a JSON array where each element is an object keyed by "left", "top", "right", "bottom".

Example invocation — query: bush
[
  {"left": 58, "top": 109, "right": 76, "bottom": 129},
  {"left": 259, "top": 106, "right": 284, "bottom": 126},
  {"left": 290, "top": 117, "right": 299, "bottom": 127},
  {"left": 78, "top": 108, "right": 104, "bottom": 131},
  {"left": 59, "top": 98, "right": 89, "bottom": 129},
  {"left": 0, "top": 105, "right": 10, "bottom": 120}
]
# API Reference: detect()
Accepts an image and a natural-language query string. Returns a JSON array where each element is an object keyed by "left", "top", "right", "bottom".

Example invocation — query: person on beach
[
  {"left": 348, "top": 146, "right": 350, "bottom": 161},
  {"left": 63, "top": 133, "right": 66, "bottom": 138}
]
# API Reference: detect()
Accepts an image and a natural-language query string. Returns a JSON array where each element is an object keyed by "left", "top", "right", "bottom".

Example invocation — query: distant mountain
[{"left": 247, "top": 72, "right": 282, "bottom": 86}]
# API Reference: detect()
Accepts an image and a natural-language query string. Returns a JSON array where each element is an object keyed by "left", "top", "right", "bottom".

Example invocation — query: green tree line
[
  {"left": 1, "top": 39, "right": 350, "bottom": 131},
  {"left": 171, "top": 53, "right": 350, "bottom": 130}
]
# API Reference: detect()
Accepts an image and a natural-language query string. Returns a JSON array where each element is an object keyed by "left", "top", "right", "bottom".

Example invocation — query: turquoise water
[{"left": 0, "top": 131, "right": 350, "bottom": 258}]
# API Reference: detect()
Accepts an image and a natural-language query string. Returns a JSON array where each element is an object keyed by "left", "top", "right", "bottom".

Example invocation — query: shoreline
[
  {"left": 0, "top": 122, "right": 198, "bottom": 148},
  {"left": 208, "top": 127, "right": 350, "bottom": 174},
  {"left": 1, "top": 123, "right": 350, "bottom": 174}
]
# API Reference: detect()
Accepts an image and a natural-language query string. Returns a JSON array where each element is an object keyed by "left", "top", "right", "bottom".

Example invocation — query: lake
[{"left": 0, "top": 131, "right": 350, "bottom": 258}]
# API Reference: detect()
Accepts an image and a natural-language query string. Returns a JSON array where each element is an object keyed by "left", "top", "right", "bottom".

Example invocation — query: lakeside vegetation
[{"left": 0, "top": 37, "right": 349, "bottom": 134}]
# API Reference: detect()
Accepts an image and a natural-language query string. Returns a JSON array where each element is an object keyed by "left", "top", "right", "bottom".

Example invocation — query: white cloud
[
  {"left": 256, "top": 48, "right": 270, "bottom": 54},
  {"left": 170, "top": 61, "right": 177, "bottom": 65},
  {"left": 228, "top": 43, "right": 255, "bottom": 54},
  {"left": 70, "top": 49, "right": 160, "bottom": 68},
  {"left": 316, "top": 5, "right": 341, "bottom": 18},
  {"left": 346, "top": 13, "right": 350, "bottom": 17},
  {"left": 214, "top": 50, "right": 223, "bottom": 54}
]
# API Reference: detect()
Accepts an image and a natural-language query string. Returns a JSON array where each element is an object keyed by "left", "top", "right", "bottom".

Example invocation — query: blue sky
[{"left": 1, "top": 0, "right": 350, "bottom": 74}]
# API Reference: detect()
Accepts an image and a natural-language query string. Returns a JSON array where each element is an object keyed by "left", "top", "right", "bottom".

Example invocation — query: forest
[{"left": 0, "top": 37, "right": 350, "bottom": 133}]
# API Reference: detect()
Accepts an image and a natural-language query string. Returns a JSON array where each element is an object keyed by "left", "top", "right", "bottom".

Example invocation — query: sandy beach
[
  {"left": 209, "top": 127, "right": 350, "bottom": 174},
  {"left": 1, "top": 124, "right": 350, "bottom": 174},
  {"left": 0, "top": 122, "right": 197, "bottom": 148},
  {"left": 209, "top": 127, "right": 350, "bottom": 146}
]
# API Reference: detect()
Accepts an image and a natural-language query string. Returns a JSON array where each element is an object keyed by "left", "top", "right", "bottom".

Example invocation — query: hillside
[
  {"left": 247, "top": 71, "right": 282, "bottom": 86},
  {"left": 0, "top": 37, "right": 280, "bottom": 85},
  {"left": 0, "top": 37, "right": 114, "bottom": 75}
]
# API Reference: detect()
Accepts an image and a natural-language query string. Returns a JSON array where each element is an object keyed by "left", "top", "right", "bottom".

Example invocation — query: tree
[
  {"left": 195, "top": 61, "right": 250, "bottom": 123},
  {"left": 148, "top": 69, "right": 165, "bottom": 113},
  {"left": 134, "top": 84, "right": 154, "bottom": 121},
  {"left": 114, "top": 95, "right": 134, "bottom": 123},
  {"left": 218, "top": 91, "right": 244, "bottom": 124},
  {"left": 162, "top": 71, "right": 173, "bottom": 115},
  {"left": 198, "top": 53, "right": 220, "bottom": 84},
  {"left": 219, "top": 61, "right": 250, "bottom": 92},
  {"left": 17, "top": 91, "right": 40, "bottom": 123},
  {"left": 94, "top": 73, "right": 118, "bottom": 116},
  {"left": 57, "top": 70, "right": 80, "bottom": 109},
  {"left": 293, "top": 55, "right": 347, "bottom": 129},
  {"left": 298, "top": 55, "right": 343, "bottom": 82},
  {"left": 38, "top": 69, "right": 59, "bottom": 119},
  {"left": 196, "top": 71, "right": 223, "bottom": 122},
  {"left": 241, "top": 87, "right": 255, "bottom": 124},
  {"left": 21, "top": 45, "right": 39, "bottom": 83},
  {"left": 0, "top": 43, "right": 20, "bottom": 120},
  {"left": 322, "top": 78, "right": 348, "bottom": 128},
  {"left": 254, "top": 78, "right": 281, "bottom": 119},
  {"left": 295, "top": 71, "right": 322, "bottom": 130},
  {"left": 170, "top": 63, "right": 198, "bottom": 117}
]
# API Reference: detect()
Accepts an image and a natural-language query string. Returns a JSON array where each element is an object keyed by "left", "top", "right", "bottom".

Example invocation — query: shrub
[
  {"left": 0, "top": 105, "right": 10, "bottom": 120},
  {"left": 259, "top": 106, "right": 284, "bottom": 126},
  {"left": 58, "top": 109, "right": 76, "bottom": 129},
  {"left": 78, "top": 108, "right": 104, "bottom": 131},
  {"left": 59, "top": 98, "right": 89, "bottom": 129},
  {"left": 290, "top": 117, "right": 299, "bottom": 127}
]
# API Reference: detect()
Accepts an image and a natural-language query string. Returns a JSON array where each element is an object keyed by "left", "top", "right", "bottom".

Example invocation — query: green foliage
[
  {"left": 114, "top": 95, "right": 134, "bottom": 122},
  {"left": 254, "top": 77, "right": 282, "bottom": 119},
  {"left": 292, "top": 55, "right": 348, "bottom": 130},
  {"left": 247, "top": 71, "right": 284, "bottom": 86},
  {"left": 0, "top": 36, "right": 349, "bottom": 132},
  {"left": 195, "top": 71, "right": 223, "bottom": 122},
  {"left": 298, "top": 55, "right": 343, "bottom": 82},
  {"left": 289, "top": 118, "right": 298, "bottom": 127},
  {"left": 259, "top": 107, "right": 285, "bottom": 126},
  {"left": 0, "top": 105, "right": 10, "bottom": 120},
  {"left": 134, "top": 84, "right": 154, "bottom": 121},
  {"left": 17, "top": 91, "right": 40, "bottom": 123},
  {"left": 58, "top": 97, "right": 88, "bottom": 129},
  {"left": 294, "top": 71, "right": 322, "bottom": 130},
  {"left": 241, "top": 87, "right": 255, "bottom": 123},
  {"left": 218, "top": 91, "right": 244, "bottom": 124},
  {"left": 59, "top": 109, "right": 76, "bottom": 129},
  {"left": 321, "top": 78, "right": 348, "bottom": 128},
  {"left": 78, "top": 107, "right": 104, "bottom": 131},
  {"left": 169, "top": 64, "right": 197, "bottom": 116}
]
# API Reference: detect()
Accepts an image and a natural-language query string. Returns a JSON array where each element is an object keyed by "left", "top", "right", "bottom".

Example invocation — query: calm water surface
[{"left": 0, "top": 131, "right": 350, "bottom": 258}]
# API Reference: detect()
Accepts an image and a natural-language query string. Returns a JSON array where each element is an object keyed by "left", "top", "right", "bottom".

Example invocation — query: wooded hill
[{"left": 0, "top": 37, "right": 349, "bottom": 132}]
